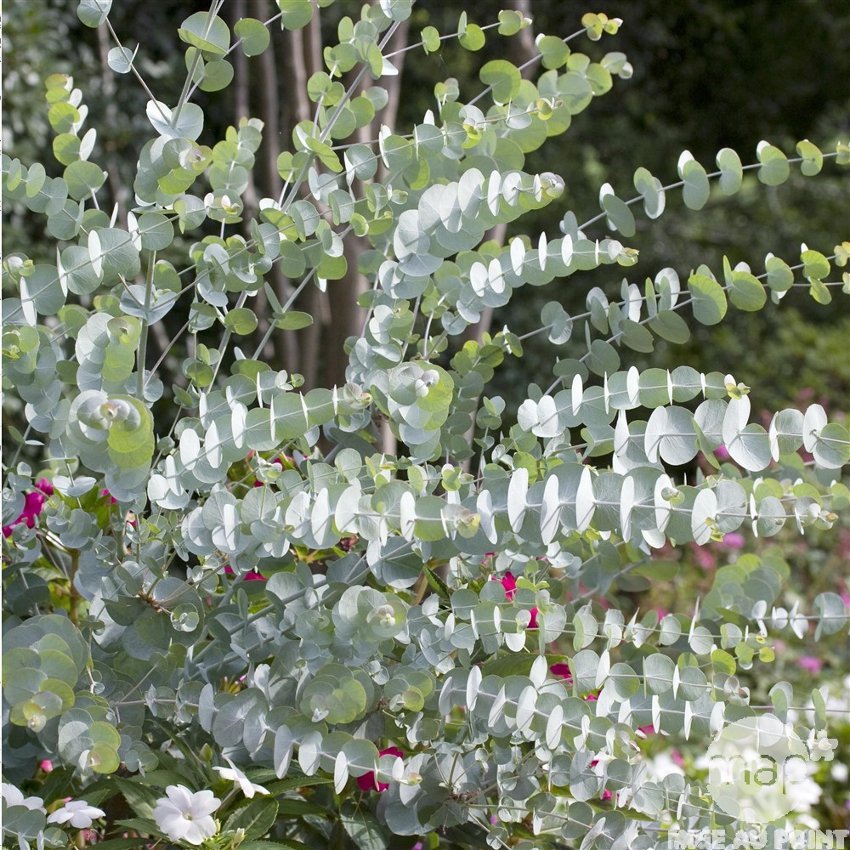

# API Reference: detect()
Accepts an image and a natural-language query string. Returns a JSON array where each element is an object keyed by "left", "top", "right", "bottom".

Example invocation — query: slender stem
[
  {"left": 144, "top": 320, "right": 191, "bottom": 389},
  {"left": 137, "top": 251, "right": 156, "bottom": 399},
  {"left": 207, "top": 290, "right": 249, "bottom": 387},
  {"left": 249, "top": 225, "right": 353, "bottom": 361},
  {"left": 103, "top": 18, "right": 170, "bottom": 124}
]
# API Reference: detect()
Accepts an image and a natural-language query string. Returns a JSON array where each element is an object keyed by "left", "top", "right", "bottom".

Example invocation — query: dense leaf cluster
[{"left": 2, "top": 2, "right": 849, "bottom": 849}]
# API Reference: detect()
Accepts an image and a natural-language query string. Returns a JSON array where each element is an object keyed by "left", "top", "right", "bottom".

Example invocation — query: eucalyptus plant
[{"left": 2, "top": 2, "right": 849, "bottom": 849}]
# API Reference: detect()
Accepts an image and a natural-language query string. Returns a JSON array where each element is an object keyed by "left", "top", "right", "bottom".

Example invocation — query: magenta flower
[
  {"left": 101, "top": 488, "right": 118, "bottom": 505},
  {"left": 721, "top": 532, "right": 745, "bottom": 550},
  {"left": 797, "top": 655, "right": 823, "bottom": 674},
  {"left": 715, "top": 444, "right": 731, "bottom": 461},
  {"left": 551, "top": 662, "right": 572, "bottom": 683},
  {"left": 498, "top": 571, "right": 539, "bottom": 628},
  {"left": 356, "top": 746, "right": 404, "bottom": 792},
  {"left": 3, "top": 479, "right": 53, "bottom": 537},
  {"left": 35, "top": 478, "right": 54, "bottom": 496},
  {"left": 500, "top": 571, "right": 517, "bottom": 598},
  {"left": 223, "top": 565, "right": 265, "bottom": 582}
]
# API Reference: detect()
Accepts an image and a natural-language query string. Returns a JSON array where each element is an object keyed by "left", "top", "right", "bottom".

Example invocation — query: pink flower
[
  {"left": 692, "top": 546, "right": 716, "bottom": 570},
  {"left": 551, "top": 663, "right": 572, "bottom": 683},
  {"left": 584, "top": 692, "right": 598, "bottom": 702},
  {"left": 671, "top": 750, "right": 685, "bottom": 768},
  {"left": 3, "top": 483, "right": 51, "bottom": 537},
  {"left": 500, "top": 572, "right": 517, "bottom": 598},
  {"left": 797, "top": 655, "right": 823, "bottom": 674},
  {"left": 498, "top": 571, "right": 539, "bottom": 628},
  {"left": 356, "top": 746, "right": 404, "bottom": 792},
  {"left": 721, "top": 532, "right": 745, "bottom": 550},
  {"left": 223, "top": 565, "right": 266, "bottom": 582},
  {"left": 101, "top": 488, "right": 118, "bottom": 505},
  {"left": 637, "top": 724, "right": 655, "bottom": 737},
  {"left": 715, "top": 444, "right": 731, "bottom": 461},
  {"left": 601, "top": 789, "right": 613, "bottom": 802},
  {"left": 39, "top": 760, "right": 53, "bottom": 773},
  {"left": 35, "top": 478, "right": 54, "bottom": 496}
]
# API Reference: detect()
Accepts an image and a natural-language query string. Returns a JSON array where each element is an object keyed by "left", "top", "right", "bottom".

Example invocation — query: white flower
[
  {"left": 1, "top": 782, "right": 45, "bottom": 812},
  {"left": 47, "top": 799, "right": 105, "bottom": 828},
  {"left": 212, "top": 757, "right": 269, "bottom": 799},
  {"left": 806, "top": 728, "right": 838, "bottom": 762},
  {"left": 153, "top": 785, "right": 220, "bottom": 846}
]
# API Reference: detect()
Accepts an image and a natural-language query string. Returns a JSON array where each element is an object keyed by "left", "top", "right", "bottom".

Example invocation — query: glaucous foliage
[{"left": 2, "top": 2, "right": 849, "bottom": 849}]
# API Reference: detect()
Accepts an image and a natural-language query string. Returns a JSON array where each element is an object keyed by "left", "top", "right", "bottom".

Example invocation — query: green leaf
[
  {"left": 53, "top": 133, "right": 81, "bottom": 165},
  {"left": 756, "top": 141, "right": 790, "bottom": 186},
  {"left": 422, "top": 565, "right": 451, "bottom": 602},
  {"left": 724, "top": 260, "right": 766, "bottom": 311},
  {"left": 497, "top": 9, "right": 525, "bottom": 36},
  {"left": 276, "top": 799, "right": 330, "bottom": 817},
  {"left": 801, "top": 249, "right": 830, "bottom": 282},
  {"left": 796, "top": 139, "right": 823, "bottom": 176},
  {"left": 633, "top": 166, "right": 665, "bottom": 219},
  {"left": 715, "top": 147, "right": 743, "bottom": 195},
  {"left": 813, "top": 592, "right": 848, "bottom": 639},
  {"left": 459, "top": 23, "right": 485, "bottom": 51},
  {"left": 813, "top": 422, "right": 850, "bottom": 468},
  {"left": 199, "top": 59, "right": 235, "bottom": 92},
  {"left": 274, "top": 311, "right": 314, "bottom": 330},
  {"left": 599, "top": 186, "right": 635, "bottom": 236},
  {"left": 688, "top": 271, "right": 727, "bottom": 325},
  {"left": 304, "top": 136, "right": 342, "bottom": 173},
  {"left": 809, "top": 278, "right": 832, "bottom": 305},
  {"left": 421, "top": 26, "right": 440, "bottom": 54},
  {"left": 643, "top": 653, "right": 675, "bottom": 694},
  {"left": 48, "top": 102, "right": 81, "bottom": 134},
  {"left": 224, "top": 308, "right": 259, "bottom": 335},
  {"left": 235, "top": 17, "right": 271, "bottom": 57},
  {"left": 341, "top": 808, "right": 389, "bottom": 850},
  {"left": 224, "top": 798, "right": 279, "bottom": 841},
  {"left": 618, "top": 319, "right": 654, "bottom": 353},
  {"left": 178, "top": 12, "right": 230, "bottom": 58},
  {"left": 77, "top": 0, "right": 112, "bottom": 27},
  {"left": 679, "top": 156, "right": 710, "bottom": 210},
  {"left": 648, "top": 310, "right": 691, "bottom": 344},
  {"left": 479, "top": 60, "right": 521, "bottom": 104},
  {"left": 107, "top": 44, "right": 137, "bottom": 74},
  {"left": 137, "top": 212, "right": 174, "bottom": 251},
  {"left": 765, "top": 254, "right": 794, "bottom": 294},
  {"left": 537, "top": 35, "right": 570, "bottom": 70},
  {"left": 278, "top": 0, "right": 314, "bottom": 30},
  {"left": 146, "top": 100, "right": 204, "bottom": 141}
]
